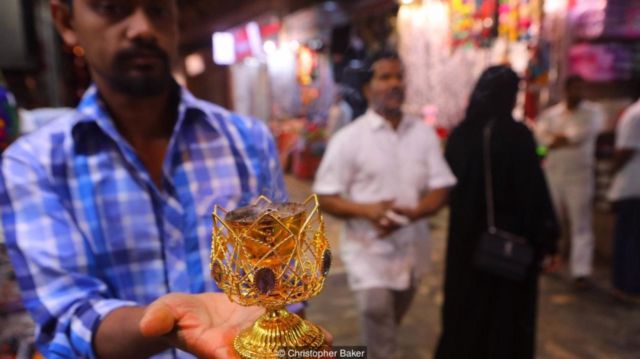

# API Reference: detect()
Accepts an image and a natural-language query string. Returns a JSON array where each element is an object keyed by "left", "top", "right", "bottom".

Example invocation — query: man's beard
[
  {"left": 106, "top": 70, "right": 174, "bottom": 97},
  {"left": 377, "top": 88, "right": 405, "bottom": 117},
  {"left": 102, "top": 42, "right": 174, "bottom": 97}
]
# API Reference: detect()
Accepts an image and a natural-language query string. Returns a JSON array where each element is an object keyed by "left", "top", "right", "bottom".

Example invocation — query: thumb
[
  {"left": 390, "top": 206, "right": 405, "bottom": 213},
  {"left": 380, "top": 199, "right": 395, "bottom": 208},
  {"left": 139, "top": 300, "right": 176, "bottom": 338}
]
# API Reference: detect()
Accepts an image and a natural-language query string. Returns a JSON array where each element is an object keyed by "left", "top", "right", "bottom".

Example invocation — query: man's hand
[
  {"left": 358, "top": 200, "right": 399, "bottom": 237},
  {"left": 391, "top": 207, "right": 420, "bottom": 222},
  {"left": 542, "top": 254, "right": 562, "bottom": 274},
  {"left": 549, "top": 134, "right": 569, "bottom": 149},
  {"left": 139, "top": 293, "right": 263, "bottom": 359},
  {"left": 612, "top": 148, "right": 635, "bottom": 173},
  {"left": 360, "top": 200, "right": 393, "bottom": 223},
  {"left": 315, "top": 195, "right": 400, "bottom": 238},
  {"left": 391, "top": 187, "right": 451, "bottom": 223},
  {"left": 360, "top": 201, "right": 404, "bottom": 238},
  {"left": 139, "top": 293, "right": 333, "bottom": 358}
]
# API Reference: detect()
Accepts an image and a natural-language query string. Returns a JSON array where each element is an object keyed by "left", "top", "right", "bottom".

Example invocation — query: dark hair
[
  {"left": 63, "top": 0, "right": 72, "bottom": 11},
  {"left": 564, "top": 75, "right": 583, "bottom": 89},
  {"left": 361, "top": 49, "right": 401, "bottom": 85},
  {"left": 464, "top": 65, "right": 520, "bottom": 124},
  {"left": 635, "top": 80, "right": 640, "bottom": 100}
]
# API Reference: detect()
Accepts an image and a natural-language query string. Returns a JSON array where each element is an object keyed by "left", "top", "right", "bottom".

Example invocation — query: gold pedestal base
[{"left": 234, "top": 308, "right": 325, "bottom": 359}]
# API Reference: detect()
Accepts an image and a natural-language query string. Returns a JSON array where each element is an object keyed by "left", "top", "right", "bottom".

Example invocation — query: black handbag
[{"left": 473, "top": 120, "right": 535, "bottom": 281}]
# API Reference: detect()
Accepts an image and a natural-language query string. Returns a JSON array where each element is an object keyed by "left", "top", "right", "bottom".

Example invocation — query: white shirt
[
  {"left": 609, "top": 99, "right": 640, "bottom": 201},
  {"left": 313, "top": 109, "right": 456, "bottom": 291},
  {"left": 536, "top": 102, "right": 604, "bottom": 180}
]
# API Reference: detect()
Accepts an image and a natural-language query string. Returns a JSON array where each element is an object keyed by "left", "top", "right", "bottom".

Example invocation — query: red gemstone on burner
[
  {"left": 255, "top": 267, "right": 276, "bottom": 294},
  {"left": 211, "top": 262, "right": 224, "bottom": 284},
  {"left": 322, "top": 250, "right": 332, "bottom": 277}
]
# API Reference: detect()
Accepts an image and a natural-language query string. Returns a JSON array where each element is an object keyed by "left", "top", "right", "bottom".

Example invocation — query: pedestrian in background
[
  {"left": 609, "top": 85, "right": 640, "bottom": 304},
  {"left": 314, "top": 50, "right": 456, "bottom": 359},
  {"left": 436, "top": 65, "right": 559, "bottom": 359},
  {"left": 535, "top": 76, "right": 604, "bottom": 286},
  {"left": 1, "top": 1, "right": 292, "bottom": 358}
]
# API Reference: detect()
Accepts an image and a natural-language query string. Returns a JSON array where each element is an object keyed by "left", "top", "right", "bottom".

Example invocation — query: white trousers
[
  {"left": 547, "top": 174, "right": 595, "bottom": 277},
  {"left": 355, "top": 285, "right": 417, "bottom": 359}
]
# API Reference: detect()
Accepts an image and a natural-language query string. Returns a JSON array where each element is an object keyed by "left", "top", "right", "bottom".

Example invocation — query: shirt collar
[
  {"left": 71, "top": 83, "right": 225, "bottom": 141},
  {"left": 364, "top": 108, "right": 415, "bottom": 133},
  {"left": 562, "top": 101, "right": 586, "bottom": 115},
  {"left": 177, "top": 85, "right": 227, "bottom": 133}
]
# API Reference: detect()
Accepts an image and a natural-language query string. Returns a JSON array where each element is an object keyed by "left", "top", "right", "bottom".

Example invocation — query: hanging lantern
[{"left": 296, "top": 45, "right": 319, "bottom": 86}]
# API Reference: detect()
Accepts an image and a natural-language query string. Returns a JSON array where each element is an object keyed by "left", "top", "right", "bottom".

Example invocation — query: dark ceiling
[{"left": 177, "top": 0, "right": 396, "bottom": 52}]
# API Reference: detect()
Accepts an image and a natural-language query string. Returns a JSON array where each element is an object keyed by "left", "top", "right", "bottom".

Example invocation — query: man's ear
[
  {"left": 51, "top": 0, "right": 78, "bottom": 47},
  {"left": 362, "top": 83, "right": 370, "bottom": 102}
]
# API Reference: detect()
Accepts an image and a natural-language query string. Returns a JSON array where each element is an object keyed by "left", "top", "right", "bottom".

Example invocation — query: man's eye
[
  {"left": 147, "top": 4, "right": 170, "bottom": 19},
  {"left": 94, "top": 2, "right": 131, "bottom": 17}
]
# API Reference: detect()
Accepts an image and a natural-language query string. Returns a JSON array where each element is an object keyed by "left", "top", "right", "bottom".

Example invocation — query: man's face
[
  {"left": 566, "top": 81, "right": 583, "bottom": 109},
  {"left": 364, "top": 58, "right": 405, "bottom": 116},
  {"left": 60, "top": 0, "right": 179, "bottom": 97}
]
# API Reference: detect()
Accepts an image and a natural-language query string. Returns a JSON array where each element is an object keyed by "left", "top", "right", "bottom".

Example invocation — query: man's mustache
[
  {"left": 113, "top": 43, "right": 169, "bottom": 66},
  {"left": 388, "top": 88, "right": 405, "bottom": 99}
]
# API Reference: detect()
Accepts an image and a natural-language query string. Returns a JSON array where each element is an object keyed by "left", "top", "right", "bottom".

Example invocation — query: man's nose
[
  {"left": 390, "top": 75, "right": 404, "bottom": 87},
  {"left": 126, "top": 7, "right": 156, "bottom": 42}
]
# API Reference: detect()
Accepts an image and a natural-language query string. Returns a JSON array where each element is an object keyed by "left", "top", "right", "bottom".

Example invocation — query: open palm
[{"left": 139, "top": 292, "right": 263, "bottom": 359}]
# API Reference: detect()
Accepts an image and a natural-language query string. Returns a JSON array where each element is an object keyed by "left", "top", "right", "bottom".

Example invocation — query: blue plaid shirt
[{"left": 0, "top": 86, "right": 287, "bottom": 358}]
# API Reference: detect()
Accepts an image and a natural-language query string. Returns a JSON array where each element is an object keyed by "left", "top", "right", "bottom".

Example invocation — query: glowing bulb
[
  {"left": 263, "top": 40, "right": 277, "bottom": 55},
  {"left": 288, "top": 41, "right": 300, "bottom": 51}
]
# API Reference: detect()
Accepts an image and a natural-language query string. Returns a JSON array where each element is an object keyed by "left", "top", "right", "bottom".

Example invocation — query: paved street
[{"left": 285, "top": 176, "right": 640, "bottom": 359}]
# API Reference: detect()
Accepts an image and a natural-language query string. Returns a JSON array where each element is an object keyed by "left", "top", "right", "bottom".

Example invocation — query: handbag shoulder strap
[{"left": 483, "top": 120, "right": 497, "bottom": 233}]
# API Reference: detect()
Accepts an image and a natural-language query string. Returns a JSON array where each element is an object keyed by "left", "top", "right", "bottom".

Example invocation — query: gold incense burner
[{"left": 211, "top": 195, "right": 331, "bottom": 358}]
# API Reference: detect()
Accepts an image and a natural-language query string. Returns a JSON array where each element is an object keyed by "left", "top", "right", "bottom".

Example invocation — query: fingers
[
  {"left": 320, "top": 326, "right": 333, "bottom": 346},
  {"left": 375, "top": 208, "right": 409, "bottom": 237},
  {"left": 549, "top": 257, "right": 562, "bottom": 273},
  {"left": 139, "top": 299, "right": 177, "bottom": 338},
  {"left": 378, "top": 216, "right": 391, "bottom": 228},
  {"left": 196, "top": 293, "right": 262, "bottom": 327},
  {"left": 392, "top": 207, "right": 414, "bottom": 218},
  {"left": 385, "top": 209, "right": 411, "bottom": 225},
  {"left": 375, "top": 222, "right": 400, "bottom": 238},
  {"left": 380, "top": 199, "right": 395, "bottom": 207},
  {"left": 364, "top": 202, "right": 390, "bottom": 223},
  {"left": 212, "top": 345, "right": 242, "bottom": 359},
  {"left": 542, "top": 255, "right": 562, "bottom": 273}
]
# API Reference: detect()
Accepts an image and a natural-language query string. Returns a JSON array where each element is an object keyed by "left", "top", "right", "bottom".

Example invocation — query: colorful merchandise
[
  {"left": 573, "top": 0, "right": 640, "bottom": 39},
  {"left": 569, "top": 43, "right": 635, "bottom": 81},
  {"left": 450, "top": 0, "right": 498, "bottom": 48}
]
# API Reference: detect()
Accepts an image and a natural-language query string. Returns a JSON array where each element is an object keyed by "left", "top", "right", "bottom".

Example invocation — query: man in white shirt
[
  {"left": 535, "top": 76, "right": 604, "bottom": 284},
  {"left": 313, "top": 51, "right": 456, "bottom": 359},
  {"left": 609, "top": 92, "right": 640, "bottom": 303}
]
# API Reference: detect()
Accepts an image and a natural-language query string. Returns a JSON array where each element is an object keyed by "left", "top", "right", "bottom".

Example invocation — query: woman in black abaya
[{"left": 435, "top": 66, "right": 559, "bottom": 359}]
